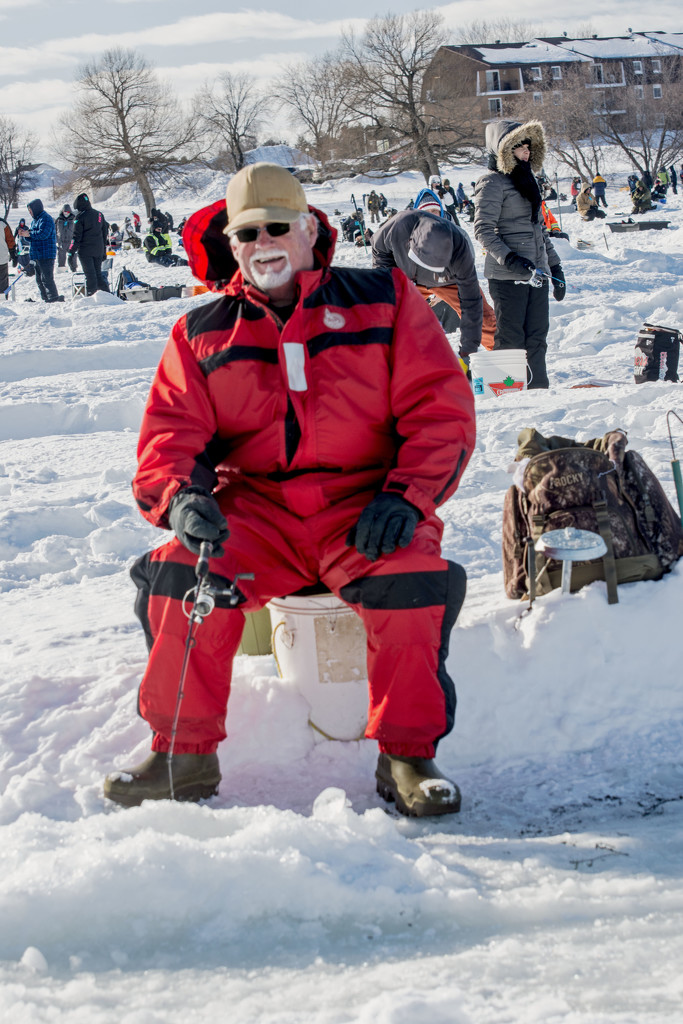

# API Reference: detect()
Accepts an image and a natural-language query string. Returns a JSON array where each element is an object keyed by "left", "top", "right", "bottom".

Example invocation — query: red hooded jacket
[{"left": 133, "top": 200, "right": 475, "bottom": 526}]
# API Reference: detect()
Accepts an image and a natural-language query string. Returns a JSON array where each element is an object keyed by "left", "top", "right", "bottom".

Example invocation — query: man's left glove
[
  {"left": 350, "top": 492, "right": 420, "bottom": 562},
  {"left": 168, "top": 487, "right": 230, "bottom": 556},
  {"left": 550, "top": 264, "right": 566, "bottom": 302},
  {"left": 68, "top": 252, "right": 78, "bottom": 272},
  {"left": 10, "top": 251, "right": 18, "bottom": 267}
]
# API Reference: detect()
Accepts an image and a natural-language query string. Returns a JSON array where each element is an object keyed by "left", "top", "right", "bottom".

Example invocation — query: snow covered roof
[
  {"left": 444, "top": 32, "right": 683, "bottom": 66},
  {"left": 550, "top": 34, "right": 683, "bottom": 59},
  {"left": 469, "top": 40, "right": 588, "bottom": 65}
]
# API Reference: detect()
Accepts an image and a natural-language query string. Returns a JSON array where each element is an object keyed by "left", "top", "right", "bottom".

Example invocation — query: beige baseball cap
[{"left": 224, "top": 163, "right": 309, "bottom": 235}]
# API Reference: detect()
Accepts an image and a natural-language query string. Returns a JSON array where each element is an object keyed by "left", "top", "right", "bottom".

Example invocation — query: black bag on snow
[
  {"left": 115, "top": 266, "right": 150, "bottom": 299},
  {"left": 634, "top": 322, "right": 682, "bottom": 383},
  {"left": 502, "top": 428, "right": 683, "bottom": 604},
  {"left": 152, "top": 284, "right": 184, "bottom": 301}
]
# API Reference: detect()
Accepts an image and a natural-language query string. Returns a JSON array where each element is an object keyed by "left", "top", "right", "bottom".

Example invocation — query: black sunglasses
[{"left": 233, "top": 222, "right": 292, "bottom": 243}]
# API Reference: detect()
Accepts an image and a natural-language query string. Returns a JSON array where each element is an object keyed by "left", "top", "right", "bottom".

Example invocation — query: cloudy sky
[{"left": 1, "top": 0, "right": 680, "bottom": 163}]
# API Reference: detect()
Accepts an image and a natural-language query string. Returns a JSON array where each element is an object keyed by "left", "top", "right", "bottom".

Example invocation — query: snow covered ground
[{"left": 1, "top": 163, "right": 682, "bottom": 1023}]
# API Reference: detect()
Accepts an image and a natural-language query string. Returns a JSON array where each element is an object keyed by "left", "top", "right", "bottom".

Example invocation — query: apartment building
[{"left": 423, "top": 31, "right": 683, "bottom": 139}]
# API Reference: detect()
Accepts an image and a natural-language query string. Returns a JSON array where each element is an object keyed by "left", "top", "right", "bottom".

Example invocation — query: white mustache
[{"left": 251, "top": 248, "right": 288, "bottom": 263}]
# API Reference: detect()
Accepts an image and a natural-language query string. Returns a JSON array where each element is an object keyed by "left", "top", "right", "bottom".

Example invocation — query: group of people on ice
[{"left": 3, "top": 194, "right": 191, "bottom": 302}]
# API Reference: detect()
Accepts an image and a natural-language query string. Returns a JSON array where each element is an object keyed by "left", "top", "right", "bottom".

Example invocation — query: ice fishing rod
[
  {"left": 3, "top": 269, "right": 25, "bottom": 298},
  {"left": 166, "top": 540, "right": 254, "bottom": 800},
  {"left": 514, "top": 269, "right": 578, "bottom": 292},
  {"left": 666, "top": 410, "right": 683, "bottom": 518}
]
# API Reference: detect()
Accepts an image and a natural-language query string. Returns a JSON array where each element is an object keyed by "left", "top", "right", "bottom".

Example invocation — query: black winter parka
[{"left": 69, "top": 193, "right": 108, "bottom": 259}]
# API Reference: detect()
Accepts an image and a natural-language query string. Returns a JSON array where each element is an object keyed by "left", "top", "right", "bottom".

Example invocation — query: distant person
[
  {"left": 436, "top": 179, "right": 458, "bottom": 221},
  {"left": 577, "top": 183, "right": 606, "bottom": 221},
  {"left": 143, "top": 224, "right": 188, "bottom": 266},
  {"left": 641, "top": 169, "right": 653, "bottom": 190},
  {"left": 570, "top": 176, "right": 581, "bottom": 207},
  {"left": 631, "top": 180, "right": 655, "bottom": 215},
  {"left": 669, "top": 166, "right": 678, "bottom": 195},
  {"left": 592, "top": 173, "right": 608, "bottom": 208},
  {"left": 367, "top": 190, "right": 381, "bottom": 223},
  {"left": 55, "top": 204, "right": 75, "bottom": 268},
  {"left": 13, "top": 218, "right": 29, "bottom": 253},
  {"left": 108, "top": 223, "right": 124, "bottom": 252},
  {"left": 21, "top": 199, "right": 62, "bottom": 302},
  {"left": 67, "top": 192, "right": 110, "bottom": 296},
  {"left": 541, "top": 201, "right": 569, "bottom": 239},
  {"left": 455, "top": 182, "right": 468, "bottom": 211},
  {"left": 0, "top": 212, "right": 18, "bottom": 298}
]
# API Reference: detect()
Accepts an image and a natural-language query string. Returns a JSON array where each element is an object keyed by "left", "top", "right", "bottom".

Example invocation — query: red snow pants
[{"left": 131, "top": 480, "right": 466, "bottom": 759}]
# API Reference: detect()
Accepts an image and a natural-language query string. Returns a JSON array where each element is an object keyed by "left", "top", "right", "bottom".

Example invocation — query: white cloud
[
  {"left": 157, "top": 51, "right": 310, "bottom": 96},
  {"left": 0, "top": 46, "right": 76, "bottom": 77},
  {"left": 0, "top": 78, "right": 74, "bottom": 115},
  {"left": 0, "top": 11, "right": 366, "bottom": 79},
  {"left": 436, "top": 0, "right": 682, "bottom": 37}
]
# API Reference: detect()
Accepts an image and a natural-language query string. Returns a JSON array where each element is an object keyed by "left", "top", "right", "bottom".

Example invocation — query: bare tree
[
  {"left": 54, "top": 48, "right": 199, "bottom": 216},
  {"left": 515, "top": 57, "right": 683, "bottom": 182},
  {"left": 0, "top": 117, "right": 39, "bottom": 217},
  {"left": 195, "top": 72, "right": 262, "bottom": 172},
  {"left": 341, "top": 11, "right": 449, "bottom": 181},
  {"left": 594, "top": 58, "right": 683, "bottom": 180},
  {"left": 273, "top": 54, "right": 350, "bottom": 165},
  {"left": 453, "top": 18, "right": 546, "bottom": 44},
  {"left": 511, "top": 67, "right": 609, "bottom": 180}
]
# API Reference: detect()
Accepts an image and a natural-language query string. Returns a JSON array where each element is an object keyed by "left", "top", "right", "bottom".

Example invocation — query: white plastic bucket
[
  {"left": 470, "top": 349, "right": 528, "bottom": 397},
  {"left": 268, "top": 594, "right": 368, "bottom": 742}
]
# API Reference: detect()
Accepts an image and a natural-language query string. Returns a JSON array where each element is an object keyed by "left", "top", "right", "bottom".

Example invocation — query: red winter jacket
[{"left": 133, "top": 200, "right": 476, "bottom": 526}]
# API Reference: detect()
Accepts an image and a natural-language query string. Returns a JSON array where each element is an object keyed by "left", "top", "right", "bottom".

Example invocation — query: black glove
[
  {"left": 350, "top": 492, "right": 420, "bottom": 562},
  {"left": 168, "top": 487, "right": 229, "bottom": 556},
  {"left": 10, "top": 250, "right": 18, "bottom": 267},
  {"left": 68, "top": 253, "right": 78, "bottom": 272},
  {"left": 504, "top": 252, "right": 535, "bottom": 276},
  {"left": 550, "top": 264, "right": 566, "bottom": 302}
]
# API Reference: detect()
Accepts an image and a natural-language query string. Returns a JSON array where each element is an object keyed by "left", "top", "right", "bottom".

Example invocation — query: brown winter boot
[
  {"left": 103, "top": 751, "right": 221, "bottom": 807},
  {"left": 375, "top": 753, "right": 461, "bottom": 817}
]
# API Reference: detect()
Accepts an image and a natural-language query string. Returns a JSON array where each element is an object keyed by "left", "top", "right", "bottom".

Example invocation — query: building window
[
  {"left": 533, "top": 92, "right": 543, "bottom": 105},
  {"left": 653, "top": 84, "right": 663, "bottom": 99},
  {"left": 531, "top": 66, "right": 542, "bottom": 80},
  {"left": 592, "top": 64, "right": 604, "bottom": 84},
  {"left": 633, "top": 60, "right": 643, "bottom": 74},
  {"left": 551, "top": 66, "right": 562, "bottom": 80},
  {"left": 652, "top": 59, "right": 662, "bottom": 73},
  {"left": 634, "top": 84, "right": 644, "bottom": 99},
  {"left": 485, "top": 70, "right": 501, "bottom": 92},
  {"left": 488, "top": 97, "right": 502, "bottom": 116},
  {"left": 552, "top": 91, "right": 562, "bottom": 105}
]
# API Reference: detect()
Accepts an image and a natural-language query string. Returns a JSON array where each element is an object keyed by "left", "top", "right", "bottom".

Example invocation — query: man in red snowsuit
[{"left": 104, "top": 163, "right": 476, "bottom": 816}]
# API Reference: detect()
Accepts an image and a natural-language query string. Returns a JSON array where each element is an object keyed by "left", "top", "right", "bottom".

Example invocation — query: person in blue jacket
[{"left": 19, "top": 199, "right": 62, "bottom": 302}]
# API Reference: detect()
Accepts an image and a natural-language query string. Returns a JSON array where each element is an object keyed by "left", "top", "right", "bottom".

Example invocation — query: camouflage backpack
[{"left": 502, "top": 428, "right": 683, "bottom": 604}]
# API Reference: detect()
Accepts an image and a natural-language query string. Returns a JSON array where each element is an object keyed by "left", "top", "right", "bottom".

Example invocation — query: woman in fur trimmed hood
[{"left": 473, "top": 120, "right": 566, "bottom": 389}]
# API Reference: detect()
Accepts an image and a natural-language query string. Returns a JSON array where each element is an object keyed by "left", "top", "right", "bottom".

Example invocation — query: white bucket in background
[
  {"left": 268, "top": 594, "right": 368, "bottom": 742},
  {"left": 470, "top": 348, "right": 529, "bottom": 397}
]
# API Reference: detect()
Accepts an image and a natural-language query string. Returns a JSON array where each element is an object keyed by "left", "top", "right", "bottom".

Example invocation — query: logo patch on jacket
[{"left": 323, "top": 309, "right": 346, "bottom": 330}]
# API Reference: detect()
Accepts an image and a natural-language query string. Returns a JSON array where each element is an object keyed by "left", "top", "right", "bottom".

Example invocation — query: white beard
[{"left": 248, "top": 249, "right": 293, "bottom": 291}]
